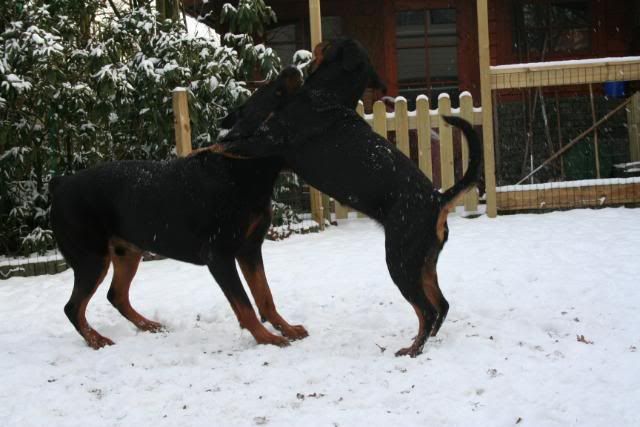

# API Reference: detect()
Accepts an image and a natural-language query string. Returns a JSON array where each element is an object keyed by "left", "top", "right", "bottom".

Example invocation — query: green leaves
[
  {"left": 0, "top": 0, "right": 283, "bottom": 256},
  {"left": 220, "top": 0, "right": 277, "bottom": 36}
]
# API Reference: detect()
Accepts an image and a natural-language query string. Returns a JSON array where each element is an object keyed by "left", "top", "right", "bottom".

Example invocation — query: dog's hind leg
[
  {"left": 237, "top": 248, "right": 308, "bottom": 340},
  {"left": 107, "top": 243, "right": 163, "bottom": 333},
  {"left": 64, "top": 255, "right": 113, "bottom": 349},
  {"left": 393, "top": 284, "right": 438, "bottom": 358},
  {"left": 422, "top": 264, "right": 449, "bottom": 337},
  {"left": 207, "top": 254, "right": 290, "bottom": 347}
]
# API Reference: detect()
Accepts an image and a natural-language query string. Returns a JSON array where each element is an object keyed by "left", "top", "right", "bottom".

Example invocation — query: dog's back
[{"left": 51, "top": 153, "right": 281, "bottom": 265}]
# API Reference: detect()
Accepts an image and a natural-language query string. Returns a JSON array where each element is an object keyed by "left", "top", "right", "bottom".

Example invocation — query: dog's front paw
[
  {"left": 137, "top": 319, "right": 165, "bottom": 333},
  {"left": 281, "top": 324, "right": 309, "bottom": 341}
]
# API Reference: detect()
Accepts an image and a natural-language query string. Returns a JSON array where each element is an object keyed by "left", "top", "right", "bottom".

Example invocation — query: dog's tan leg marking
[
  {"left": 395, "top": 304, "right": 427, "bottom": 357},
  {"left": 76, "top": 257, "right": 114, "bottom": 349},
  {"left": 237, "top": 258, "right": 308, "bottom": 340},
  {"left": 107, "top": 243, "right": 163, "bottom": 333},
  {"left": 421, "top": 263, "right": 448, "bottom": 337},
  {"left": 228, "top": 297, "right": 291, "bottom": 347}
]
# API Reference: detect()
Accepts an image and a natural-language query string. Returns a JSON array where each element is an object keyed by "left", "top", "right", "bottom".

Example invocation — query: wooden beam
[
  {"left": 491, "top": 57, "right": 640, "bottom": 90},
  {"left": 172, "top": 88, "right": 192, "bottom": 157},
  {"left": 438, "top": 95, "right": 455, "bottom": 191},
  {"left": 460, "top": 91, "right": 479, "bottom": 213},
  {"left": 308, "top": 0, "right": 325, "bottom": 230},
  {"left": 628, "top": 92, "right": 640, "bottom": 162},
  {"left": 476, "top": 0, "right": 498, "bottom": 217},
  {"left": 309, "top": 0, "right": 322, "bottom": 49},
  {"left": 497, "top": 181, "right": 640, "bottom": 211}
]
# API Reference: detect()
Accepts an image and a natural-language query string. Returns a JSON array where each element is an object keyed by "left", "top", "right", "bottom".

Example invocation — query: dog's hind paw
[
  {"left": 137, "top": 319, "right": 165, "bottom": 333},
  {"left": 394, "top": 345, "right": 423, "bottom": 358},
  {"left": 260, "top": 335, "right": 291, "bottom": 347}
]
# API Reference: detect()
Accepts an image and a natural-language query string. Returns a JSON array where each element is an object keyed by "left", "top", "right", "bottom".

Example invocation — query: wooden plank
[
  {"left": 395, "top": 97, "right": 410, "bottom": 157},
  {"left": 372, "top": 100, "right": 387, "bottom": 137},
  {"left": 490, "top": 58, "right": 640, "bottom": 90},
  {"left": 628, "top": 92, "right": 640, "bottom": 162},
  {"left": 308, "top": 0, "right": 324, "bottom": 230},
  {"left": 460, "top": 91, "right": 479, "bottom": 213},
  {"left": 308, "top": 0, "right": 322, "bottom": 50},
  {"left": 172, "top": 88, "right": 192, "bottom": 157},
  {"left": 438, "top": 95, "right": 455, "bottom": 191},
  {"left": 477, "top": 0, "right": 498, "bottom": 217},
  {"left": 416, "top": 95, "right": 432, "bottom": 180},
  {"left": 496, "top": 182, "right": 640, "bottom": 211}
]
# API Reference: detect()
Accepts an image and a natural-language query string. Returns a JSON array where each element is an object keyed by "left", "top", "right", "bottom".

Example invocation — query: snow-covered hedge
[{"left": 0, "top": 0, "right": 288, "bottom": 256}]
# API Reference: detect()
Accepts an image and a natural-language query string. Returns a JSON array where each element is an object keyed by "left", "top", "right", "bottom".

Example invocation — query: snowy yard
[{"left": 1, "top": 208, "right": 639, "bottom": 426}]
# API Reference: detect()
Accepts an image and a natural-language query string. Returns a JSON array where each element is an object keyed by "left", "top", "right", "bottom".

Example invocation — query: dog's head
[
  {"left": 219, "top": 65, "right": 303, "bottom": 135},
  {"left": 307, "top": 37, "right": 386, "bottom": 108}
]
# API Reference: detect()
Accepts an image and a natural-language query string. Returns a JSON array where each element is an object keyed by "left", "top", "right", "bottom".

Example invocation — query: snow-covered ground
[{"left": 1, "top": 208, "right": 639, "bottom": 426}]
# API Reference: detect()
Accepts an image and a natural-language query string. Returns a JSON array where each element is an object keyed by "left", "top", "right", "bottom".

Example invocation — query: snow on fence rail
[
  {"left": 490, "top": 56, "right": 640, "bottom": 90},
  {"left": 496, "top": 177, "right": 640, "bottom": 211}
]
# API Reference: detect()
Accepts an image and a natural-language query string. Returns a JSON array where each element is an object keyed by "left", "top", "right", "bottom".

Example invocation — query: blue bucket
[{"left": 604, "top": 81, "right": 626, "bottom": 98}]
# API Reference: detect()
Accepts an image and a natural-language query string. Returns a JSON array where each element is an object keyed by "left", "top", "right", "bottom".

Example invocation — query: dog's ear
[
  {"left": 275, "top": 67, "right": 303, "bottom": 98},
  {"left": 284, "top": 69, "right": 303, "bottom": 95},
  {"left": 314, "top": 40, "right": 334, "bottom": 67},
  {"left": 339, "top": 39, "right": 366, "bottom": 72}
]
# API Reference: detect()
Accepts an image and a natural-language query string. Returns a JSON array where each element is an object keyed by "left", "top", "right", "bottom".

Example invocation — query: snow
[
  {"left": 497, "top": 176, "right": 640, "bottom": 192},
  {"left": 0, "top": 249, "right": 62, "bottom": 268},
  {"left": 492, "top": 56, "right": 640, "bottom": 71},
  {"left": 1, "top": 209, "right": 640, "bottom": 426}
]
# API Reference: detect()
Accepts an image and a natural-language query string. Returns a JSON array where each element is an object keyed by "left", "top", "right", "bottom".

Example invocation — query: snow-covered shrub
[{"left": 0, "top": 0, "right": 281, "bottom": 256}]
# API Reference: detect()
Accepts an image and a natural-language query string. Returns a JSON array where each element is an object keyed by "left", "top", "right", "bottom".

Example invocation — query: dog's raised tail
[{"left": 439, "top": 116, "right": 482, "bottom": 208}]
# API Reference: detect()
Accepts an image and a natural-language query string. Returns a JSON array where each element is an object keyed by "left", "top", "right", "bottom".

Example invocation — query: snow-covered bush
[{"left": 0, "top": 0, "right": 282, "bottom": 256}]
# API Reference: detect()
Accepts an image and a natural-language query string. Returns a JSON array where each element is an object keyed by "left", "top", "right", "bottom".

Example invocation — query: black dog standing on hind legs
[
  {"left": 49, "top": 67, "right": 308, "bottom": 349},
  {"left": 219, "top": 38, "right": 483, "bottom": 357}
]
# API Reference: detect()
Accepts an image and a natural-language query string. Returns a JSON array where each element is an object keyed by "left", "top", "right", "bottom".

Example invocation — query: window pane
[
  {"left": 553, "top": 29, "right": 590, "bottom": 52},
  {"left": 397, "top": 47, "right": 427, "bottom": 81},
  {"left": 397, "top": 10, "right": 425, "bottom": 28},
  {"left": 551, "top": 2, "right": 589, "bottom": 27},
  {"left": 522, "top": 4, "right": 546, "bottom": 29},
  {"left": 267, "top": 24, "right": 297, "bottom": 65},
  {"left": 428, "top": 46, "right": 458, "bottom": 81},
  {"left": 322, "top": 16, "right": 343, "bottom": 41},
  {"left": 430, "top": 9, "right": 456, "bottom": 25},
  {"left": 516, "top": 1, "right": 591, "bottom": 53}
]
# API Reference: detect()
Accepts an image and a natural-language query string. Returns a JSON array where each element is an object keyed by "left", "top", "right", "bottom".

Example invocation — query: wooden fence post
[
  {"left": 372, "top": 100, "right": 387, "bottom": 137},
  {"left": 438, "top": 94, "right": 455, "bottom": 191},
  {"left": 308, "top": 0, "right": 325, "bottom": 229},
  {"left": 172, "top": 87, "right": 192, "bottom": 157},
  {"left": 416, "top": 95, "right": 433, "bottom": 180},
  {"left": 477, "top": 0, "right": 498, "bottom": 217},
  {"left": 395, "top": 97, "right": 410, "bottom": 157},
  {"left": 628, "top": 91, "right": 640, "bottom": 162},
  {"left": 460, "top": 91, "right": 479, "bottom": 213}
]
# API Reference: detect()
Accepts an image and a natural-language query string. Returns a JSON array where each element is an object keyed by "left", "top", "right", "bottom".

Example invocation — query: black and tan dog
[
  {"left": 49, "top": 67, "right": 308, "bottom": 349},
  {"left": 219, "top": 38, "right": 483, "bottom": 357}
]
